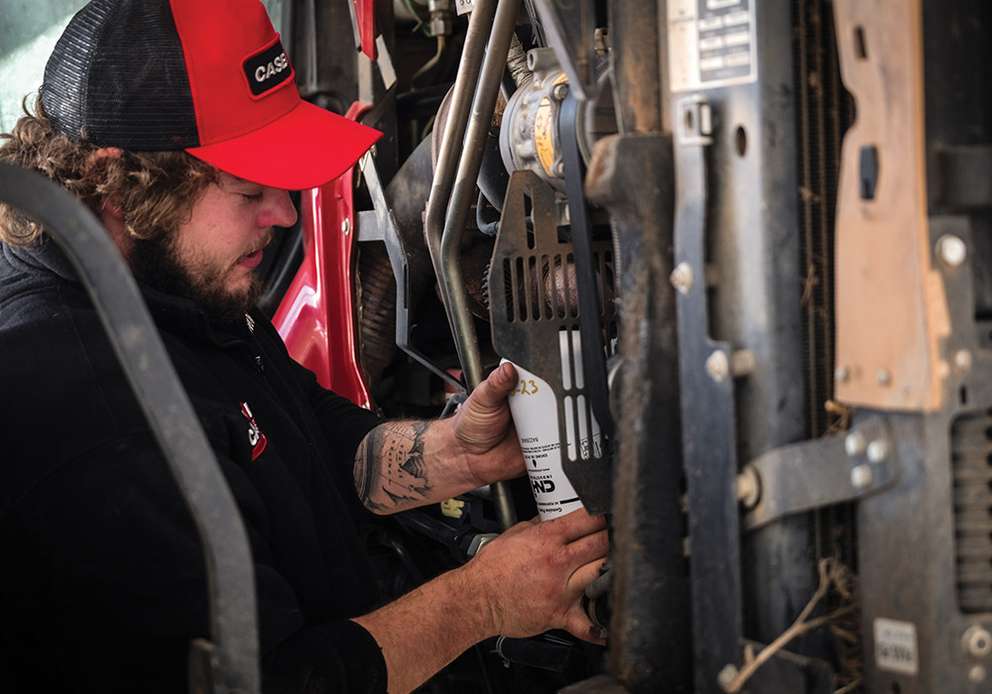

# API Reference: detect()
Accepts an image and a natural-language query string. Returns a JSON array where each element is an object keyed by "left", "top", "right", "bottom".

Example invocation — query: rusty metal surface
[
  {"left": 585, "top": 132, "right": 692, "bottom": 693},
  {"left": 832, "top": 0, "right": 950, "bottom": 412}
]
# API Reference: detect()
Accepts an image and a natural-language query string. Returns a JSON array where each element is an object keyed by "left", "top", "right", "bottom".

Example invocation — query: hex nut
[
  {"left": 552, "top": 83, "right": 569, "bottom": 101},
  {"left": 670, "top": 262, "right": 694, "bottom": 294},
  {"left": 845, "top": 431, "right": 867, "bottom": 458},
  {"left": 851, "top": 464, "right": 873, "bottom": 490},
  {"left": 706, "top": 351, "right": 729, "bottom": 383},
  {"left": 937, "top": 234, "right": 967, "bottom": 268},
  {"left": 963, "top": 625, "right": 992, "bottom": 658},
  {"left": 867, "top": 439, "right": 890, "bottom": 464}
]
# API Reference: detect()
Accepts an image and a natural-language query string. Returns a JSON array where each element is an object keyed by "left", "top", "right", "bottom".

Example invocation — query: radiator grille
[{"left": 952, "top": 412, "right": 992, "bottom": 613}]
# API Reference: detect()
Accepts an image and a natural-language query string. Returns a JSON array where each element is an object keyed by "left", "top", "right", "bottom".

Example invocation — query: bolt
[
  {"left": 706, "top": 351, "right": 729, "bottom": 383},
  {"left": 552, "top": 82, "right": 569, "bottom": 101},
  {"left": 341, "top": 218, "right": 351, "bottom": 235},
  {"left": 963, "top": 625, "right": 992, "bottom": 658},
  {"left": 717, "top": 664, "right": 739, "bottom": 690},
  {"left": 937, "top": 234, "right": 967, "bottom": 268},
  {"left": 955, "top": 349, "right": 973, "bottom": 371},
  {"left": 845, "top": 431, "right": 867, "bottom": 457},
  {"left": 670, "top": 262, "right": 694, "bottom": 294},
  {"left": 835, "top": 365, "right": 850, "bottom": 383},
  {"left": 736, "top": 466, "right": 761, "bottom": 508},
  {"left": 555, "top": 160, "right": 566, "bottom": 177},
  {"left": 877, "top": 368, "right": 892, "bottom": 386},
  {"left": 851, "top": 464, "right": 873, "bottom": 490},
  {"left": 593, "top": 27, "right": 609, "bottom": 56},
  {"left": 971, "top": 665, "right": 987, "bottom": 683},
  {"left": 867, "top": 439, "right": 890, "bottom": 464}
]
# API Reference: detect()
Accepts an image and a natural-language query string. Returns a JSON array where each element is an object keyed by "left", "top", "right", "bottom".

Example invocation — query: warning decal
[
  {"left": 874, "top": 618, "right": 919, "bottom": 676},
  {"left": 667, "top": 0, "right": 757, "bottom": 92}
]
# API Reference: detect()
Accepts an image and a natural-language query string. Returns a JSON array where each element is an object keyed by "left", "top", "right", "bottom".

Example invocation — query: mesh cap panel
[{"left": 41, "top": 0, "right": 199, "bottom": 150}]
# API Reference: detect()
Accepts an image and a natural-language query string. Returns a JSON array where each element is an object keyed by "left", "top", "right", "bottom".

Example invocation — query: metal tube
[
  {"left": 423, "top": 0, "right": 497, "bottom": 287},
  {"left": 439, "top": 0, "right": 521, "bottom": 530}
]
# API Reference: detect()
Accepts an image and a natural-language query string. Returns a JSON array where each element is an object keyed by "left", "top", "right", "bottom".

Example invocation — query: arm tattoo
[{"left": 354, "top": 421, "right": 432, "bottom": 512}]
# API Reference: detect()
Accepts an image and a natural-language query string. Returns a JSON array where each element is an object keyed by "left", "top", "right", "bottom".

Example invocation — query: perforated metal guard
[{"left": 488, "top": 171, "right": 614, "bottom": 512}]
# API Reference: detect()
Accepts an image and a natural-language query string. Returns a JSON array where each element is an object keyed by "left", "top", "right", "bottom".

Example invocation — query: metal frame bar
[{"left": 0, "top": 164, "right": 259, "bottom": 694}]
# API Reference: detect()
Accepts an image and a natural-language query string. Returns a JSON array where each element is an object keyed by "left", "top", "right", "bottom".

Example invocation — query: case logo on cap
[{"left": 243, "top": 37, "right": 294, "bottom": 98}]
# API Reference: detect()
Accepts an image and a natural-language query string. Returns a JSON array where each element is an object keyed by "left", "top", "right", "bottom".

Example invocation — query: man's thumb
[{"left": 471, "top": 362, "right": 518, "bottom": 411}]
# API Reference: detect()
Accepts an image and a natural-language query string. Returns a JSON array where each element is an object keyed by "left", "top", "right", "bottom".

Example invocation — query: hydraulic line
[
  {"left": 423, "top": 0, "right": 517, "bottom": 530},
  {"left": 439, "top": 0, "right": 521, "bottom": 530},
  {"left": 424, "top": 0, "right": 496, "bottom": 284}
]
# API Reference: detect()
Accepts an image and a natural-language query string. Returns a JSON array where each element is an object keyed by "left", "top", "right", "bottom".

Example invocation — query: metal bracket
[
  {"left": 673, "top": 95, "right": 744, "bottom": 693},
  {"left": 359, "top": 151, "right": 465, "bottom": 392},
  {"left": 743, "top": 417, "right": 899, "bottom": 531},
  {"left": 531, "top": 0, "right": 599, "bottom": 102}
]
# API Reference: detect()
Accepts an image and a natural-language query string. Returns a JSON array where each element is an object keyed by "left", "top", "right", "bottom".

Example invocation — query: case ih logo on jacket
[{"left": 240, "top": 402, "right": 268, "bottom": 461}]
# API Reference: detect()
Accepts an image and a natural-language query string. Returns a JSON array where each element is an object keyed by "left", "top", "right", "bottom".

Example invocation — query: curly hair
[{"left": 0, "top": 97, "right": 218, "bottom": 247}]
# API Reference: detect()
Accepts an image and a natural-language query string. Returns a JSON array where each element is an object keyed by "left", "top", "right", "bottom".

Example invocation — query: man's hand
[
  {"left": 465, "top": 509, "right": 609, "bottom": 644},
  {"left": 452, "top": 362, "right": 526, "bottom": 485},
  {"left": 353, "top": 509, "right": 609, "bottom": 693}
]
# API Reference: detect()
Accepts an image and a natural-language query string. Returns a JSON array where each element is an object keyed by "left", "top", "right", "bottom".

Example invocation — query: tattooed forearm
[{"left": 354, "top": 421, "right": 433, "bottom": 513}]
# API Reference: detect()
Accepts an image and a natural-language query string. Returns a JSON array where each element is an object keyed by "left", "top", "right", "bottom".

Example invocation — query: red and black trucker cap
[{"left": 40, "top": 0, "right": 382, "bottom": 190}]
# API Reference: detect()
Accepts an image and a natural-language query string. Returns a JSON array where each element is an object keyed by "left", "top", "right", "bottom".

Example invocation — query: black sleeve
[
  {"left": 256, "top": 316, "right": 383, "bottom": 468},
  {"left": 1, "top": 432, "right": 386, "bottom": 694}
]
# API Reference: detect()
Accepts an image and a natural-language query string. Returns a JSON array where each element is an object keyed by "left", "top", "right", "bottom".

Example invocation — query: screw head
[
  {"left": 717, "top": 664, "right": 739, "bottom": 689},
  {"left": 670, "top": 262, "right": 694, "bottom": 294},
  {"left": 971, "top": 665, "right": 987, "bottom": 683},
  {"left": 876, "top": 368, "right": 892, "bottom": 386},
  {"left": 867, "top": 439, "right": 890, "bottom": 464},
  {"left": 552, "top": 82, "right": 570, "bottom": 101},
  {"left": 955, "top": 349, "right": 973, "bottom": 371},
  {"left": 341, "top": 218, "right": 351, "bottom": 235},
  {"left": 964, "top": 625, "right": 992, "bottom": 657},
  {"left": 851, "top": 464, "right": 873, "bottom": 490},
  {"left": 706, "top": 351, "right": 729, "bottom": 383},
  {"left": 845, "top": 431, "right": 867, "bottom": 457},
  {"left": 835, "top": 366, "right": 850, "bottom": 383},
  {"left": 937, "top": 234, "right": 967, "bottom": 267}
]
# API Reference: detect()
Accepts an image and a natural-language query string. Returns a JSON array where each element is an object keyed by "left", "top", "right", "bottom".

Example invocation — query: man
[{"left": 0, "top": 1, "right": 607, "bottom": 692}]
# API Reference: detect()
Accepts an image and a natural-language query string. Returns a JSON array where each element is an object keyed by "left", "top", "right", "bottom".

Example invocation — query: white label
[
  {"left": 874, "top": 618, "right": 919, "bottom": 675},
  {"left": 667, "top": 0, "right": 757, "bottom": 92},
  {"left": 505, "top": 360, "right": 585, "bottom": 520},
  {"left": 455, "top": 0, "right": 474, "bottom": 16}
]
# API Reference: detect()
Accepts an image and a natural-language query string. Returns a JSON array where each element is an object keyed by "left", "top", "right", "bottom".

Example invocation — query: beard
[{"left": 129, "top": 232, "right": 263, "bottom": 323}]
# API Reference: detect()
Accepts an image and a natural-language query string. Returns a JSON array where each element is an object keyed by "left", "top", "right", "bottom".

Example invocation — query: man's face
[{"left": 130, "top": 172, "right": 298, "bottom": 319}]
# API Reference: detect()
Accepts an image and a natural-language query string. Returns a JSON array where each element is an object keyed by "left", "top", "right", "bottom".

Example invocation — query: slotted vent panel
[{"left": 952, "top": 412, "right": 992, "bottom": 613}]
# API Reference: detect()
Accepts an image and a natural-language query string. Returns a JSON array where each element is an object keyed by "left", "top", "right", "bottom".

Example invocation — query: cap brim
[{"left": 185, "top": 101, "right": 382, "bottom": 190}]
